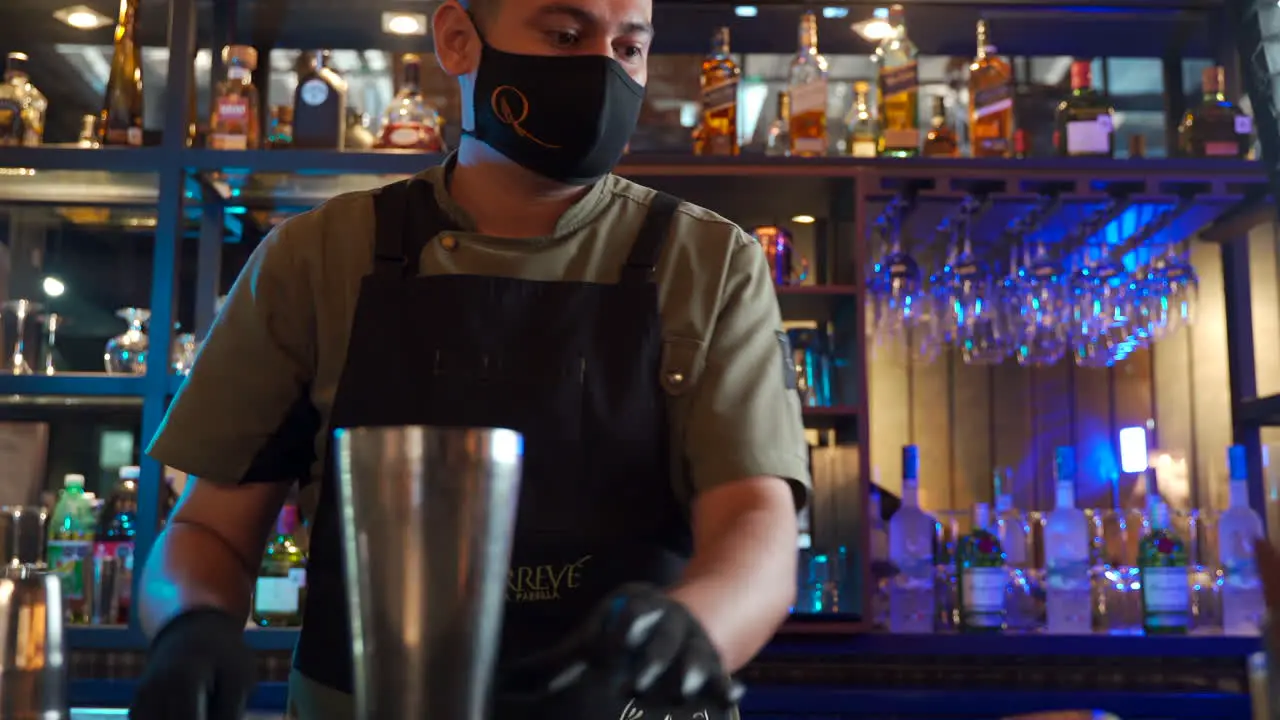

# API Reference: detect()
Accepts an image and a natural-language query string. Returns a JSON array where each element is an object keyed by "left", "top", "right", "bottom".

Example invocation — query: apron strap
[
  {"left": 372, "top": 177, "right": 461, "bottom": 280},
  {"left": 621, "top": 192, "right": 682, "bottom": 286}
]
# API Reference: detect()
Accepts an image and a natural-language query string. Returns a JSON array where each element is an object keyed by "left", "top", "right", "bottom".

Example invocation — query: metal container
[
  {"left": 0, "top": 568, "right": 67, "bottom": 720},
  {"left": 334, "top": 426, "right": 524, "bottom": 720},
  {"left": 751, "top": 225, "right": 808, "bottom": 287},
  {"left": 0, "top": 508, "right": 46, "bottom": 570},
  {"left": 787, "top": 328, "right": 833, "bottom": 407}
]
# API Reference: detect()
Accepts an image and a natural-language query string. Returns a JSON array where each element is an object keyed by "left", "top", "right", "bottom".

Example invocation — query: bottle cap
[
  {"left": 1070, "top": 60, "right": 1093, "bottom": 90},
  {"left": 64, "top": 474, "right": 85, "bottom": 488},
  {"left": 902, "top": 445, "right": 919, "bottom": 481},
  {"left": 1202, "top": 66, "right": 1225, "bottom": 94},
  {"left": 1229, "top": 444, "right": 1248, "bottom": 482},
  {"left": 119, "top": 465, "right": 141, "bottom": 480},
  {"left": 1054, "top": 446, "right": 1076, "bottom": 481}
]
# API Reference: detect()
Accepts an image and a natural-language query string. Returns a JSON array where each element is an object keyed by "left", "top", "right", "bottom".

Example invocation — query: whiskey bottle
[
  {"left": 292, "top": 50, "right": 348, "bottom": 150},
  {"left": 765, "top": 91, "right": 791, "bottom": 157},
  {"left": 376, "top": 53, "right": 445, "bottom": 152},
  {"left": 0, "top": 52, "right": 46, "bottom": 147},
  {"left": 846, "top": 80, "right": 877, "bottom": 158},
  {"left": 1178, "top": 66, "right": 1252, "bottom": 159},
  {"left": 787, "top": 11, "right": 829, "bottom": 157},
  {"left": 922, "top": 96, "right": 959, "bottom": 157},
  {"left": 77, "top": 115, "right": 99, "bottom": 148},
  {"left": 100, "top": 0, "right": 144, "bottom": 147},
  {"left": 209, "top": 45, "right": 261, "bottom": 150},
  {"left": 695, "top": 27, "right": 740, "bottom": 157},
  {"left": 875, "top": 5, "right": 919, "bottom": 157},
  {"left": 1054, "top": 60, "right": 1114, "bottom": 158},
  {"left": 967, "top": 20, "right": 1014, "bottom": 158}
]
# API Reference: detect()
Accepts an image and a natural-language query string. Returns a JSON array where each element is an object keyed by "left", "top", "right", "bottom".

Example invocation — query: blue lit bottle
[
  {"left": 1220, "top": 445, "right": 1265, "bottom": 634},
  {"left": 889, "top": 445, "right": 936, "bottom": 633},
  {"left": 1044, "top": 447, "right": 1093, "bottom": 634}
]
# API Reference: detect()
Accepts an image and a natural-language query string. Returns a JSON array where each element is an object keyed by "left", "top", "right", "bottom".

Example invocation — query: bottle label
[
  {"left": 1204, "top": 141, "right": 1239, "bottom": 157},
  {"left": 1142, "top": 566, "right": 1189, "bottom": 613},
  {"left": 1046, "top": 560, "right": 1091, "bottom": 591},
  {"left": 851, "top": 139, "right": 877, "bottom": 158},
  {"left": 789, "top": 80, "right": 827, "bottom": 117},
  {"left": 255, "top": 575, "right": 301, "bottom": 614},
  {"left": 228, "top": 67, "right": 252, "bottom": 81},
  {"left": 880, "top": 62, "right": 919, "bottom": 99},
  {"left": 47, "top": 540, "right": 92, "bottom": 601},
  {"left": 0, "top": 99, "right": 24, "bottom": 144},
  {"left": 211, "top": 96, "right": 251, "bottom": 150},
  {"left": 881, "top": 128, "right": 919, "bottom": 149},
  {"left": 300, "top": 79, "right": 330, "bottom": 107},
  {"left": 95, "top": 540, "right": 136, "bottom": 615},
  {"left": 1065, "top": 118, "right": 1111, "bottom": 155},
  {"left": 973, "top": 83, "right": 1013, "bottom": 119},
  {"left": 702, "top": 78, "right": 739, "bottom": 114},
  {"left": 961, "top": 566, "right": 1005, "bottom": 613},
  {"left": 379, "top": 123, "right": 443, "bottom": 152},
  {"left": 1236, "top": 115, "right": 1253, "bottom": 134}
]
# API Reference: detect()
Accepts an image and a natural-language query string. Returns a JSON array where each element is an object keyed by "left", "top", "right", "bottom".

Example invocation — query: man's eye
[
  {"left": 618, "top": 45, "right": 644, "bottom": 60},
  {"left": 547, "top": 30, "right": 580, "bottom": 47}
]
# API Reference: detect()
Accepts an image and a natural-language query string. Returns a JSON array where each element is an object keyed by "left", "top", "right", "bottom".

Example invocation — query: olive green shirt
[{"left": 148, "top": 156, "right": 810, "bottom": 717}]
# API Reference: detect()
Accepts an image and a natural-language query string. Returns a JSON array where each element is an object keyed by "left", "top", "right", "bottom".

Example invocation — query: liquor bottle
[
  {"left": 765, "top": 91, "right": 791, "bottom": 157},
  {"left": 921, "top": 96, "right": 959, "bottom": 158},
  {"left": 1043, "top": 447, "right": 1092, "bottom": 634},
  {"left": 46, "top": 474, "right": 95, "bottom": 624},
  {"left": 1220, "top": 445, "right": 1265, "bottom": 633},
  {"left": 957, "top": 501, "right": 1005, "bottom": 632},
  {"left": 787, "top": 11, "right": 829, "bottom": 157},
  {"left": 846, "top": 80, "right": 877, "bottom": 158},
  {"left": 0, "top": 52, "right": 46, "bottom": 147},
  {"left": 967, "top": 20, "right": 1014, "bottom": 158},
  {"left": 874, "top": 4, "right": 919, "bottom": 157},
  {"left": 1139, "top": 496, "right": 1189, "bottom": 634},
  {"left": 1054, "top": 60, "right": 1114, "bottom": 158},
  {"left": 209, "top": 46, "right": 261, "bottom": 150},
  {"left": 1179, "top": 66, "right": 1252, "bottom": 159},
  {"left": 100, "top": 0, "right": 144, "bottom": 147},
  {"left": 994, "top": 469, "right": 1027, "bottom": 568},
  {"left": 868, "top": 489, "right": 889, "bottom": 629},
  {"left": 694, "top": 27, "right": 740, "bottom": 157},
  {"left": 252, "top": 505, "right": 308, "bottom": 627},
  {"left": 268, "top": 105, "right": 294, "bottom": 148},
  {"left": 292, "top": 50, "right": 348, "bottom": 150},
  {"left": 376, "top": 53, "right": 446, "bottom": 152},
  {"left": 888, "top": 446, "right": 936, "bottom": 633},
  {"left": 95, "top": 465, "right": 140, "bottom": 625},
  {"left": 77, "top": 115, "right": 99, "bottom": 149}
]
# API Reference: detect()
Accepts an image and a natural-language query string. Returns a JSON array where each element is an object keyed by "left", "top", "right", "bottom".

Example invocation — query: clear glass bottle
[
  {"left": 1179, "top": 66, "right": 1252, "bottom": 159},
  {"left": 252, "top": 505, "right": 308, "bottom": 628},
  {"left": 77, "top": 114, "right": 99, "bottom": 148},
  {"left": 100, "top": 0, "right": 144, "bottom": 146},
  {"left": 846, "top": 80, "right": 878, "bottom": 158},
  {"left": 0, "top": 52, "right": 46, "bottom": 147},
  {"left": 921, "top": 95, "right": 959, "bottom": 158},
  {"left": 875, "top": 4, "right": 919, "bottom": 157},
  {"left": 694, "top": 27, "right": 740, "bottom": 157},
  {"left": 787, "top": 11, "right": 829, "bottom": 157},
  {"left": 1139, "top": 496, "right": 1189, "bottom": 634},
  {"left": 967, "top": 19, "right": 1014, "bottom": 158},
  {"left": 957, "top": 501, "right": 1006, "bottom": 632},
  {"left": 1054, "top": 59, "right": 1114, "bottom": 158},
  {"left": 1044, "top": 447, "right": 1093, "bottom": 634},
  {"left": 765, "top": 91, "right": 792, "bottom": 157},
  {"left": 1220, "top": 445, "right": 1265, "bottom": 633},
  {"left": 889, "top": 445, "right": 937, "bottom": 634},
  {"left": 209, "top": 45, "right": 260, "bottom": 150},
  {"left": 376, "top": 53, "right": 445, "bottom": 152}
]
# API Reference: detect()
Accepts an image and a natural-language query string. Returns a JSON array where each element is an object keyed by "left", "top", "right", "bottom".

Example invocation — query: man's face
[{"left": 477, "top": 0, "right": 654, "bottom": 85}]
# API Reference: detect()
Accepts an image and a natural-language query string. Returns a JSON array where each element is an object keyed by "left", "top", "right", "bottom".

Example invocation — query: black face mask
[{"left": 466, "top": 38, "right": 645, "bottom": 185}]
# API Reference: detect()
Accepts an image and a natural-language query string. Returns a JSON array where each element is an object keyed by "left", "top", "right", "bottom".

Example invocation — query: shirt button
[
  {"left": 665, "top": 371, "right": 685, "bottom": 386},
  {"left": 440, "top": 235, "right": 458, "bottom": 252}
]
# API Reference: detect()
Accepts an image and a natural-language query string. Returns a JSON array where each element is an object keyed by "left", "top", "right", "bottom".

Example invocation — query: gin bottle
[
  {"left": 1139, "top": 497, "right": 1189, "bottom": 634},
  {"left": 958, "top": 501, "right": 1006, "bottom": 632},
  {"left": 888, "top": 445, "right": 935, "bottom": 633},
  {"left": 1220, "top": 445, "right": 1265, "bottom": 634},
  {"left": 1044, "top": 447, "right": 1093, "bottom": 634}
]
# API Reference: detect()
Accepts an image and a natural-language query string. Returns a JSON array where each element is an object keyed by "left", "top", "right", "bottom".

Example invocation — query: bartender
[{"left": 129, "top": 0, "right": 810, "bottom": 718}]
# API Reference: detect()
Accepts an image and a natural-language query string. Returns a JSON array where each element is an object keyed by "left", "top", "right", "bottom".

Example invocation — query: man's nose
[{"left": 578, "top": 36, "right": 614, "bottom": 58}]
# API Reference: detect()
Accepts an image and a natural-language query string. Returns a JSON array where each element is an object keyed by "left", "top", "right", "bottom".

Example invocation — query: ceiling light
[
  {"left": 791, "top": 215, "right": 817, "bottom": 224},
  {"left": 42, "top": 277, "right": 65, "bottom": 298},
  {"left": 382, "top": 12, "right": 427, "bottom": 36},
  {"left": 853, "top": 18, "right": 895, "bottom": 41},
  {"left": 822, "top": 7, "right": 850, "bottom": 18},
  {"left": 54, "top": 5, "right": 112, "bottom": 30},
  {"left": 733, "top": 6, "right": 759, "bottom": 17}
]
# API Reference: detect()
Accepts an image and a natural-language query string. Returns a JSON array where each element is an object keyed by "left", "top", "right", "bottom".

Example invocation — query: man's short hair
[{"left": 463, "top": 0, "right": 501, "bottom": 22}]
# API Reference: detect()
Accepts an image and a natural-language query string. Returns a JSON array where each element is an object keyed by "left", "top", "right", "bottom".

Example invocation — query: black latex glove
[
  {"left": 504, "top": 583, "right": 744, "bottom": 712},
  {"left": 129, "top": 608, "right": 257, "bottom": 720}
]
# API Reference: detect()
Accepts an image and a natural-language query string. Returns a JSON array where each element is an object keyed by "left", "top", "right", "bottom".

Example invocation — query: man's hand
[{"left": 501, "top": 584, "right": 744, "bottom": 711}]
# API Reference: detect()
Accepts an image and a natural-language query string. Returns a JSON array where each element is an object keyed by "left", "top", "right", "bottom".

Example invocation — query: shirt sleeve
[
  {"left": 683, "top": 232, "right": 812, "bottom": 508},
  {"left": 146, "top": 221, "right": 319, "bottom": 485}
]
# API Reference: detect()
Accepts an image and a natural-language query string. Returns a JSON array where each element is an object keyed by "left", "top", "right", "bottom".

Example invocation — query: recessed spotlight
[
  {"left": 42, "top": 277, "right": 65, "bottom": 298},
  {"left": 53, "top": 5, "right": 112, "bottom": 30},
  {"left": 733, "top": 6, "right": 759, "bottom": 17},
  {"left": 822, "top": 7, "right": 850, "bottom": 18},
  {"left": 382, "top": 12, "right": 427, "bottom": 36},
  {"left": 791, "top": 214, "right": 817, "bottom": 224}
]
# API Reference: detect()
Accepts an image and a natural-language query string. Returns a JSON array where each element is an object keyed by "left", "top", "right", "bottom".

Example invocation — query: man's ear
[{"left": 433, "top": 0, "right": 481, "bottom": 77}]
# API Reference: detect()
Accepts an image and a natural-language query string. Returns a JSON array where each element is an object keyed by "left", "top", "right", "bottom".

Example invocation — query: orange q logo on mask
[{"left": 491, "top": 85, "right": 561, "bottom": 149}]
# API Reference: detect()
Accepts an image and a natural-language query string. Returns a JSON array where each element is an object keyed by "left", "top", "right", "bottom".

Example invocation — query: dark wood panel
[
  {"left": 1032, "top": 364, "right": 1074, "bottom": 511},
  {"left": 952, "top": 359, "right": 992, "bottom": 510},
  {"left": 1074, "top": 366, "right": 1114, "bottom": 510},
  {"left": 867, "top": 343, "right": 910, "bottom": 499},
  {"left": 1153, "top": 327, "right": 1196, "bottom": 508},
  {"left": 991, "top": 363, "right": 1035, "bottom": 513}
]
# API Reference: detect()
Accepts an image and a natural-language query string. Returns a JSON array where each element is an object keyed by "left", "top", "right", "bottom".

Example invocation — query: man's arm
[{"left": 668, "top": 231, "right": 811, "bottom": 671}]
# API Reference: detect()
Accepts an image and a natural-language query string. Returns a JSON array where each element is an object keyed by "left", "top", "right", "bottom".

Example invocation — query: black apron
[{"left": 292, "top": 178, "right": 721, "bottom": 720}]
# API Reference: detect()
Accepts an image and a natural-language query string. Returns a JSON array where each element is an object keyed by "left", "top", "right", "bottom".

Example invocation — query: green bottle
[
  {"left": 1139, "top": 496, "right": 1189, "bottom": 634},
  {"left": 251, "top": 505, "right": 308, "bottom": 628},
  {"left": 957, "top": 501, "right": 1006, "bottom": 632}
]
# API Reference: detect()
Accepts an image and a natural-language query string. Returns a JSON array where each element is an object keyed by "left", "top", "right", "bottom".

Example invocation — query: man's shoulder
[{"left": 599, "top": 174, "right": 756, "bottom": 256}]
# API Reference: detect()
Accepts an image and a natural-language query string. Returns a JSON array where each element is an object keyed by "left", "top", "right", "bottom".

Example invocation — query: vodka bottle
[
  {"left": 1220, "top": 444, "right": 1265, "bottom": 634},
  {"left": 958, "top": 501, "right": 1006, "bottom": 632},
  {"left": 888, "top": 445, "right": 935, "bottom": 633},
  {"left": 1044, "top": 447, "right": 1093, "bottom": 634},
  {"left": 1139, "top": 497, "right": 1190, "bottom": 634}
]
